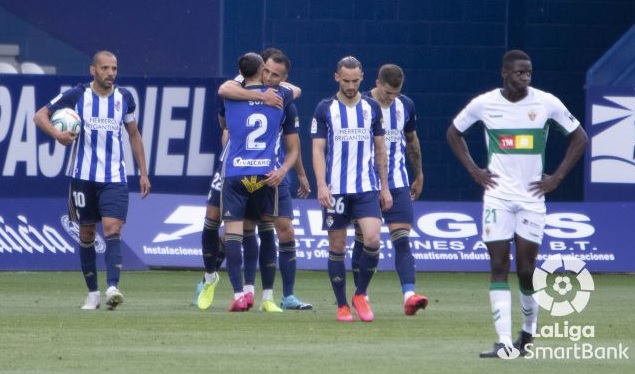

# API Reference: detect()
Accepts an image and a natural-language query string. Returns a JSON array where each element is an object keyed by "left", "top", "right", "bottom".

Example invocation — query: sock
[
  {"left": 104, "top": 234, "right": 122, "bottom": 288},
  {"left": 328, "top": 251, "right": 348, "bottom": 307},
  {"left": 351, "top": 227, "right": 363, "bottom": 288},
  {"left": 204, "top": 272, "right": 217, "bottom": 284},
  {"left": 201, "top": 218, "right": 220, "bottom": 273},
  {"left": 278, "top": 240, "right": 296, "bottom": 297},
  {"left": 224, "top": 233, "right": 244, "bottom": 293},
  {"left": 490, "top": 282, "right": 512, "bottom": 347},
  {"left": 258, "top": 222, "right": 276, "bottom": 291},
  {"left": 243, "top": 284, "right": 255, "bottom": 295},
  {"left": 242, "top": 229, "right": 258, "bottom": 287},
  {"left": 355, "top": 245, "right": 379, "bottom": 296},
  {"left": 215, "top": 238, "right": 226, "bottom": 269},
  {"left": 79, "top": 239, "right": 98, "bottom": 291},
  {"left": 262, "top": 289, "right": 273, "bottom": 301},
  {"left": 392, "top": 229, "right": 416, "bottom": 293},
  {"left": 519, "top": 287, "right": 538, "bottom": 335}
]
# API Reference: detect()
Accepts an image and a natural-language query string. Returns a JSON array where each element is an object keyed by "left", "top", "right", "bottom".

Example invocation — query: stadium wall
[{"left": 1, "top": 0, "right": 633, "bottom": 201}]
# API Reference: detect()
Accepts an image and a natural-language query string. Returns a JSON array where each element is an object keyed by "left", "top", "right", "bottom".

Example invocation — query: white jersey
[
  {"left": 452, "top": 87, "right": 580, "bottom": 202},
  {"left": 47, "top": 83, "right": 136, "bottom": 183}
]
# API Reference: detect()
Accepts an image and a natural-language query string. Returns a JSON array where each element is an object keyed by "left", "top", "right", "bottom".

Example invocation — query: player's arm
[
  {"left": 279, "top": 81, "right": 301, "bottom": 99},
  {"left": 312, "top": 137, "right": 331, "bottom": 208},
  {"left": 446, "top": 125, "right": 498, "bottom": 190},
  {"left": 265, "top": 133, "right": 300, "bottom": 187},
  {"left": 34, "top": 106, "right": 77, "bottom": 146},
  {"left": 294, "top": 147, "right": 311, "bottom": 198},
  {"left": 529, "top": 126, "right": 588, "bottom": 197},
  {"left": 124, "top": 120, "right": 151, "bottom": 198},
  {"left": 404, "top": 130, "right": 424, "bottom": 200},
  {"left": 217, "top": 80, "right": 282, "bottom": 108},
  {"left": 374, "top": 135, "right": 393, "bottom": 211}
]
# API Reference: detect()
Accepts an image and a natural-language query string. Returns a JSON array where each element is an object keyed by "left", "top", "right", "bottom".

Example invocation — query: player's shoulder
[
  {"left": 396, "top": 93, "right": 415, "bottom": 107},
  {"left": 114, "top": 85, "right": 135, "bottom": 99},
  {"left": 528, "top": 86, "right": 560, "bottom": 103}
]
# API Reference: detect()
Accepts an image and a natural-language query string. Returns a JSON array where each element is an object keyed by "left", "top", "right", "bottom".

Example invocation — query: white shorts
[{"left": 481, "top": 195, "right": 546, "bottom": 245}]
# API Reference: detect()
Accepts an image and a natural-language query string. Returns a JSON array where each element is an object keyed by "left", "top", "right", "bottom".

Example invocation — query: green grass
[{"left": 0, "top": 271, "right": 632, "bottom": 373}]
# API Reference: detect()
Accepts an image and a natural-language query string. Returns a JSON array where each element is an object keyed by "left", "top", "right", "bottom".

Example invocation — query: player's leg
[
  {"left": 385, "top": 187, "right": 428, "bottom": 315},
  {"left": 351, "top": 192, "right": 383, "bottom": 322},
  {"left": 480, "top": 197, "right": 515, "bottom": 357},
  {"left": 512, "top": 204, "right": 545, "bottom": 355},
  {"left": 221, "top": 177, "right": 249, "bottom": 312},
  {"left": 69, "top": 180, "right": 101, "bottom": 310},
  {"left": 196, "top": 200, "right": 222, "bottom": 310},
  {"left": 273, "top": 184, "right": 312, "bottom": 310},
  {"left": 351, "top": 222, "right": 363, "bottom": 288},
  {"left": 242, "top": 219, "right": 258, "bottom": 309},
  {"left": 98, "top": 182, "right": 128, "bottom": 310}
]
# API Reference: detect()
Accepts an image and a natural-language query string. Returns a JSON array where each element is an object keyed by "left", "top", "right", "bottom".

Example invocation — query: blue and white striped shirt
[
  {"left": 47, "top": 83, "right": 136, "bottom": 183},
  {"left": 311, "top": 96, "right": 384, "bottom": 194}
]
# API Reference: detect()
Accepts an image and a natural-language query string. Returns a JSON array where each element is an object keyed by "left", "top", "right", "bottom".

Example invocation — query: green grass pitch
[{"left": 0, "top": 270, "right": 632, "bottom": 373}]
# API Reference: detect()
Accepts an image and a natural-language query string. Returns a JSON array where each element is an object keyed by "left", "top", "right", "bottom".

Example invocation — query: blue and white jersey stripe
[
  {"left": 312, "top": 96, "right": 384, "bottom": 194},
  {"left": 47, "top": 83, "right": 136, "bottom": 183},
  {"left": 366, "top": 93, "right": 417, "bottom": 189}
]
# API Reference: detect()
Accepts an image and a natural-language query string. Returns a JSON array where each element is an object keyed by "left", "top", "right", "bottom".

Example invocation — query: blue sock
[
  {"left": 392, "top": 229, "right": 416, "bottom": 293},
  {"left": 355, "top": 245, "right": 379, "bottom": 296},
  {"left": 258, "top": 222, "right": 276, "bottom": 290},
  {"left": 351, "top": 227, "right": 364, "bottom": 288},
  {"left": 201, "top": 218, "right": 220, "bottom": 273},
  {"left": 328, "top": 251, "right": 348, "bottom": 307},
  {"left": 224, "top": 233, "right": 244, "bottom": 293},
  {"left": 79, "top": 240, "right": 98, "bottom": 291},
  {"left": 215, "top": 238, "right": 226, "bottom": 270},
  {"left": 105, "top": 234, "right": 122, "bottom": 288},
  {"left": 242, "top": 229, "right": 258, "bottom": 287},
  {"left": 278, "top": 240, "right": 296, "bottom": 297}
]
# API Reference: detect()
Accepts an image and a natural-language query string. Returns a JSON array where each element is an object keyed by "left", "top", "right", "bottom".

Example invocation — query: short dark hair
[
  {"left": 261, "top": 48, "right": 283, "bottom": 62},
  {"left": 238, "top": 52, "right": 263, "bottom": 79},
  {"left": 502, "top": 49, "right": 531, "bottom": 68},
  {"left": 378, "top": 64, "right": 404, "bottom": 88},
  {"left": 337, "top": 56, "right": 362, "bottom": 72}
]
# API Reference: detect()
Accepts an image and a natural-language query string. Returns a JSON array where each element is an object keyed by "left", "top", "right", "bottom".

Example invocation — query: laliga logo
[{"left": 532, "top": 254, "right": 595, "bottom": 317}]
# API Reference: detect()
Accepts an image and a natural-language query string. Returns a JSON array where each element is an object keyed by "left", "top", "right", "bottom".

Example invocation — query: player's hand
[
  {"left": 470, "top": 168, "right": 499, "bottom": 190},
  {"left": 261, "top": 88, "right": 283, "bottom": 108},
  {"left": 410, "top": 174, "right": 424, "bottom": 200},
  {"left": 55, "top": 130, "right": 78, "bottom": 146},
  {"left": 529, "top": 173, "right": 561, "bottom": 197},
  {"left": 317, "top": 184, "right": 332, "bottom": 209},
  {"left": 139, "top": 175, "right": 151, "bottom": 198},
  {"left": 379, "top": 188, "right": 393, "bottom": 212},
  {"left": 264, "top": 169, "right": 286, "bottom": 187},
  {"left": 296, "top": 175, "right": 311, "bottom": 198}
]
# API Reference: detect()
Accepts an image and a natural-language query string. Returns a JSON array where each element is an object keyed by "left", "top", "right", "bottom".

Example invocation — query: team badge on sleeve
[{"left": 311, "top": 118, "right": 318, "bottom": 133}]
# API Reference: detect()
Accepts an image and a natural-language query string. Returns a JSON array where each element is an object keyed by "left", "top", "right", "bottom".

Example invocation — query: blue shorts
[
  {"left": 322, "top": 191, "right": 382, "bottom": 231},
  {"left": 68, "top": 179, "right": 129, "bottom": 225},
  {"left": 206, "top": 170, "right": 222, "bottom": 208},
  {"left": 221, "top": 176, "right": 275, "bottom": 222},
  {"left": 382, "top": 187, "right": 414, "bottom": 224}
]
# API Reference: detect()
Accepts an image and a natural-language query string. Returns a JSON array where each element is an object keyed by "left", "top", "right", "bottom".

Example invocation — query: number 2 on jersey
[{"left": 246, "top": 113, "right": 268, "bottom": 150}]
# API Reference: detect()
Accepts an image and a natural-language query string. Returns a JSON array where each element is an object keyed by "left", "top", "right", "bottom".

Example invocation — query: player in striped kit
[
  {"left": 446, "top": 50, "right": 588, "bottom": 357},
  {"left": 34, "top": 50, "right": 151, "bottom": 310},
  {"left": 312, "top": 56, "right": 392, "bottom": 322},
  {"left": 352, "top": 64, "right": 428, "bottom": 316}
]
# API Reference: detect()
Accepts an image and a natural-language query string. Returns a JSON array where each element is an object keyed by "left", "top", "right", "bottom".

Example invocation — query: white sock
[
  {"left": 519, "top": 291, "right": 538, "bottom": 335},
  {"left": 204, "top": 272, "right": 217, "bottom": 284},
  {"left": 490, "top": 289, "right": 512, "bottom": 347},
  {"left": 404, "top": 291, "right": 415, "bottom": 304},
  {"left": 262, "top": 289, "right": 273, "bottom": 301},
  {"left": 243, "top": 284, "right": 255, "bottom": 294},
  {"left": 233, "top": 292, "right": 244, "bottom": 300}
]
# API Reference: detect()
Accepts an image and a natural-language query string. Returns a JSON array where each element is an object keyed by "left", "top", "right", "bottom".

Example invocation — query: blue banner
[
  {"left": 2, "top": 194, "right": 632, "bottom": 272},
  {"left": 585, "top": 86, "right": 635, "bottom": 201},
  {"left": 0, "top": 198, "right": 146, "bottom": 271},
  {"left": 0, "top": 75, "right": 224, "bottom": 198}
]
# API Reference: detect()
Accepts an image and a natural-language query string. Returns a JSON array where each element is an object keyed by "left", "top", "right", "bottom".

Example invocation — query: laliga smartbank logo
[
  {"left": 533, "top": 254, "right": 594, "bottom": 316},
  {"left": 497, "top": 254, "right": 629, "bottom": 360}
]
